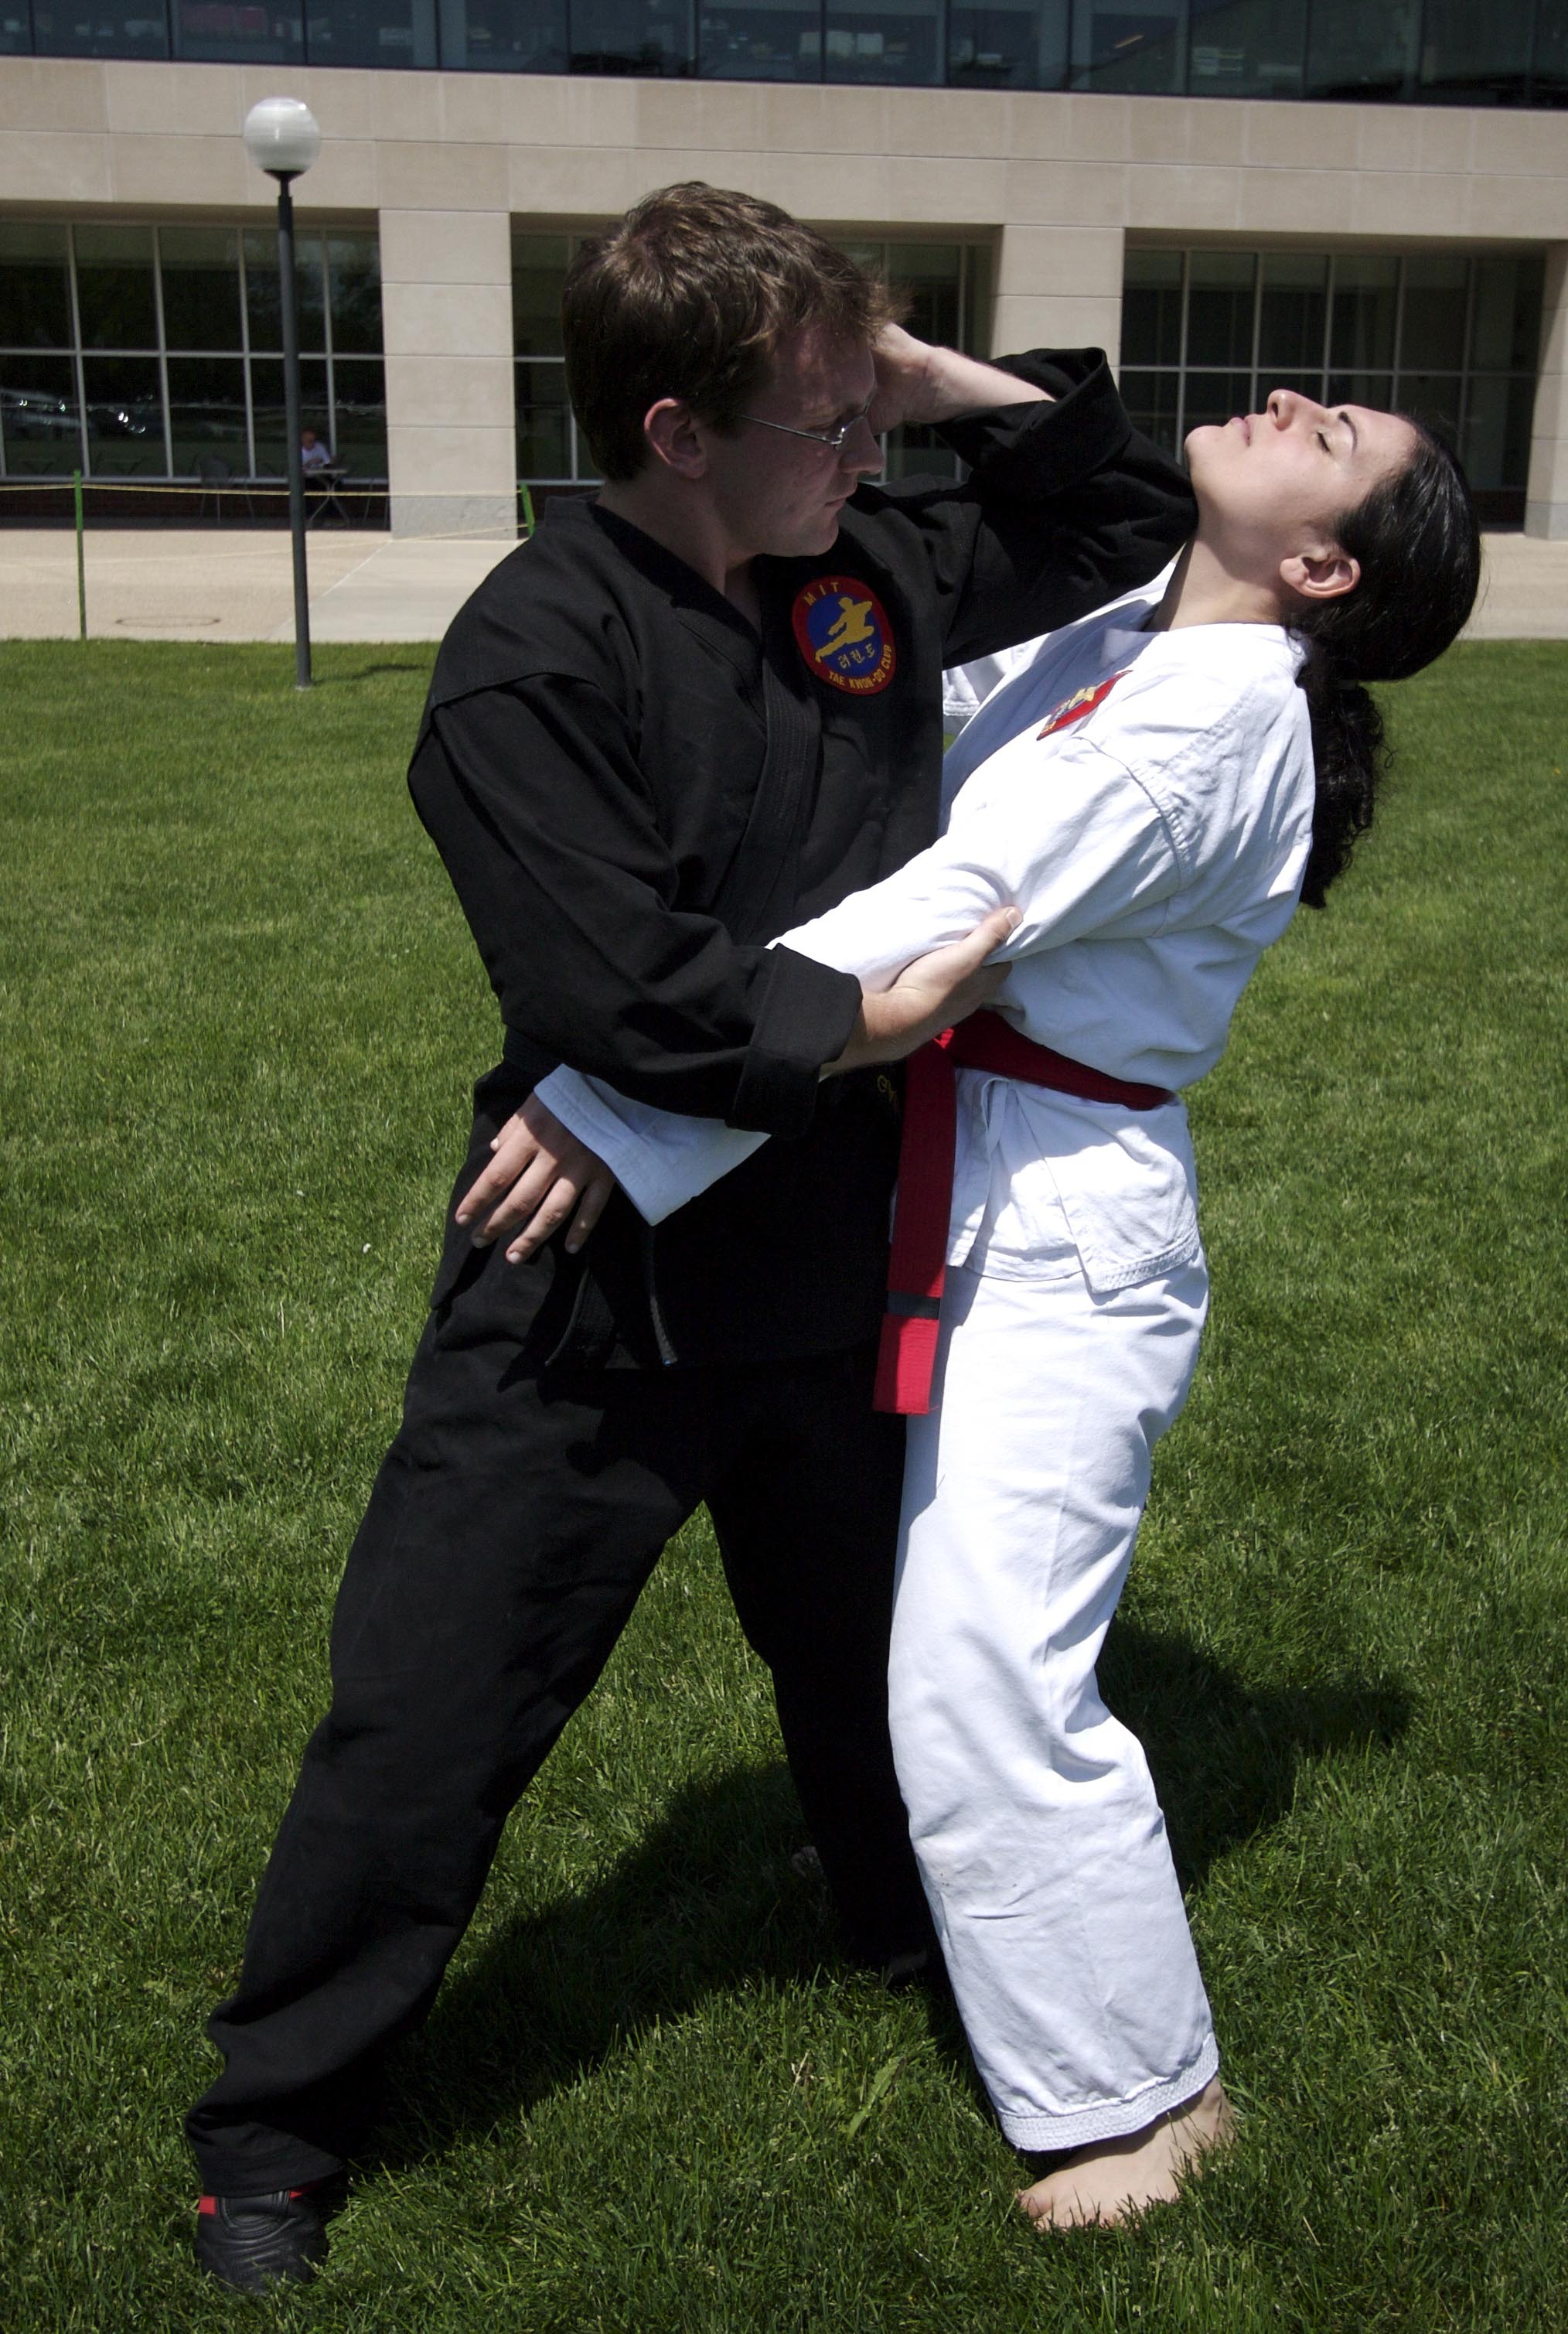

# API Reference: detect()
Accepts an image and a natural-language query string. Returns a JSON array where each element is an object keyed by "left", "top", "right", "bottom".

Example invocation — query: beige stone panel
[
  {"left": 748, "top": 149, "right": 891, "bottom": 221},
  {"left": 884, "top": 87, "right": 1011, "bottom": 158},
  {"left": 1062, "top": 95, "right": 1132, "bottom": 162},
  {"left": 380, "top": 206, "right": 511, "bottom": 285},
  {"left": 1237, "top": 167, "right": 1356, "bottom": 237},
  {"left": 1464, "top": 174, "right": 1568, "bottom": 240},
  {"left": 1123, "top": 97, "right": 1197, "bottom": 163},
  {"left": 1415, "top": 109, "right": 1471, "bottom": 175},
  {"left": 441, "top": 72, "right": 634, "bottom": 148},
  {"left": 508, "top": 143, "right": 643, "bottom": 219},
  {"left": 237, "top": 67, "right": 381, "bottom": 142},
  {"left": 1182, "top": 101, "right": 1247, "bottom": 165},
  {"left": 881, "top": 155, "right": 1007, "bottom": 226},
  {"left": 372, "top": 74, "right": 445, "bottom": 145},
  {"left": 377, "top": 138, "right": 510, "bottom": 211},
  {"left": 1004, "top": 159, "right": 1127, "bottom": 226},
  {"left": 1348, "top": 170, "right": 1467, "bottom": 237},
  {"left": 993, "top": 292, "right": 1121, "bottom": 363},
  {"left": 996, "top": 222, "right": 1122, "bottom": 299},
  {"left": 1242, "top": 100, "right": 1358, "bottom": 172},
  {"left": 382, "top": 279, "right": 514, "bottom": 358},
  {"left": 0, "top": 128, "right": 111, "bottom": 203},
  {"left": 386, "top": 421, "right": 516, "bottom": 493},
  {"left": 290, "top": 141, "right": 380, "bottom": 213},
  {"left": 384, "top": 352, "right": 516, "bottom": 431},
  {"left": 634, "top": 79, "right": 762, "bottom": 153},
  {"left": 102, "top": 61, "right": 240, "bottom": 137},
  {"left": 1123, "top": 163, "right": 1239, "bottom": 233},
  {"left": 748, "top": 84, "right": 887, "bottom": 156},
  {"left": 1471, "top": 110, "right": 1568, "bottom": 179},
  {"left": 107, "top": 131, "right": 249, "bottom": 206},
  {"left": 1001, "top": 92, "right": 1072, "bottom": 160},
  {"left": 0, "top": 60, "right": 104, "bottom": 135}
]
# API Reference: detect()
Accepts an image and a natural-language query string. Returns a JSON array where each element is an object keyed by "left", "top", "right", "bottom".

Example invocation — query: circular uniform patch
[{"left": 791, "top": 575, "right": 896, "bottom": 696}]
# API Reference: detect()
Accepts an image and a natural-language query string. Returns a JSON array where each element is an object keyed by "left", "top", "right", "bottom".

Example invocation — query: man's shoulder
[{"left": 427, "top": 499, "right": 648, "bottom": 710}]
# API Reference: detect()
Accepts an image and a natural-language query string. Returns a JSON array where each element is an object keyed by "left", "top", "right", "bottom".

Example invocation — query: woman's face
[{"left": 1186, "top": 390, "right": 1416, "bottom": 590}]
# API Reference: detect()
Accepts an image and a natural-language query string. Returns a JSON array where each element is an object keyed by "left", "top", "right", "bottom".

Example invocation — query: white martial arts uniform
[{"left": 538, "top": 578, "right": 1316, "bottom": 2149}]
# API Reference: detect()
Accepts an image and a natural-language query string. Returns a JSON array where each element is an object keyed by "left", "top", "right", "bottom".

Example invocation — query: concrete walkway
[{"left": 2, "top": 522, "right": 1565, "bottom": 644}]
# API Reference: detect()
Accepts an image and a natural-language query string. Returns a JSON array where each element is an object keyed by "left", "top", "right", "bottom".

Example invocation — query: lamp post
[{"left": 243, "top": 97, "right": 321, "bottom": 691}]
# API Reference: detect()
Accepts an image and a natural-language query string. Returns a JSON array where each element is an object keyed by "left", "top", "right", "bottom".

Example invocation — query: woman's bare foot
[{"left": 1016, "top": 2077, "right": 1236, "bottom": 2230}]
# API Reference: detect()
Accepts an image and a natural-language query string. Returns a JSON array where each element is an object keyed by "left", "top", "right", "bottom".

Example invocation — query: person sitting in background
[{"left": 299, "top": 427, "right": 331, "bottom": 472}]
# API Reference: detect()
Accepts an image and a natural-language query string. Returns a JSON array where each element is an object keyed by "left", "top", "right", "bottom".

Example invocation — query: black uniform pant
[{"left": 186, "top": 1246, "right": 928, "bottom": 2196}]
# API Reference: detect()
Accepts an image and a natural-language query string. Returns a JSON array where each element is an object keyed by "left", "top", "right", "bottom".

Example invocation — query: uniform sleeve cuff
[
  {"left": 726, "top": 948, "right": 864, "bottom": 1136},
  {"left": 938, "top": 351, "right": 1131, "bottom": 500}
]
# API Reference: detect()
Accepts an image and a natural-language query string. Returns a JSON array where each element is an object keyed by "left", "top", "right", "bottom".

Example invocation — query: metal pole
[
  {"left": 276, "top": 175, "right": 312, "bottom": 690},
  {"left": 73, "top": 468, "right": 87, "bottom": 641}
]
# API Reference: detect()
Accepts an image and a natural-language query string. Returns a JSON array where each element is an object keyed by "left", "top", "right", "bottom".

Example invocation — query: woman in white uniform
[{"left": 469, "top": 391, "right": 1481, "bottom": 2224}]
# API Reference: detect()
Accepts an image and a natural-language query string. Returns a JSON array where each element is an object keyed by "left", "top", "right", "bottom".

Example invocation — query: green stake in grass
[{"left": 73, "top": 469, "right": 86, "bottom": 642}]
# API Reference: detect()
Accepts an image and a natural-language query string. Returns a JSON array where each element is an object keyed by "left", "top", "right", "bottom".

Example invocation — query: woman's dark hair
[{"left": 1293, "top": 420, "right": 1481, "bottom": 906}]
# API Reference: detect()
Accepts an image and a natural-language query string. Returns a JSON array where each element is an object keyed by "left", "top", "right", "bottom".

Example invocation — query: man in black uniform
[{"left": 189, "top": 184, "right": 1195, "bottom": 2291}]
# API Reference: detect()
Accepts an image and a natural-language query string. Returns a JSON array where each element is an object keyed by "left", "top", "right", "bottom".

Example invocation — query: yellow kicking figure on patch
[{"left": 816, "top": 595, "right": 876, "bottom": 658}]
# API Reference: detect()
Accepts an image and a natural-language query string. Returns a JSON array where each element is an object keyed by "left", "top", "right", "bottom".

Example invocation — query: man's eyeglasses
[{"left": 736, "top": 396, "right": 877, "bottom": 454}]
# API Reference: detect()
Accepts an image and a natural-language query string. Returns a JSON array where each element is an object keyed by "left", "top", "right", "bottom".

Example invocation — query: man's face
[{"left": 701, "top": 324, "right": 883, "bottom": 565}]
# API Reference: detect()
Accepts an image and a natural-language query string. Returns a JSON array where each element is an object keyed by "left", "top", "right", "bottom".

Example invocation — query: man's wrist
[{"left": 912, "top": 346, "right": 1052, "bottom": 427}]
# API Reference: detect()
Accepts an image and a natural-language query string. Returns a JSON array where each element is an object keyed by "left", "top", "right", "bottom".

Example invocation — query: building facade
[{"left": 2, "top": 0, "right": 1566, "bottom": 535}]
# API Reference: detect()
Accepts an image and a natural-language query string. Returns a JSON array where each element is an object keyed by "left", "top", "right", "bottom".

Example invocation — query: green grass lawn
[{"left": 2, "top": 639, "right": 1565, "bottom": 2332}]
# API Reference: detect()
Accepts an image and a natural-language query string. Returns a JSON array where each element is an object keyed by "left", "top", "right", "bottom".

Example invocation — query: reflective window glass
[
  {"left": 0, "top": 0, "right": 30, "bottom": 52},
  {"left": 82, "top": 353, "right": 164, "bottom": 473},
  {"left": 327, "top": 235, "right": 382, "bottom": 355},
  {"left": 949, "top": 0, "right": 1067, "bottom": 89},
  {"left": 1461, "top": 374, "right": 1536, "bottom": 494},
  {"left": 1185, "top": 251, "right": 1253, "bottom": 367},
  {"left": 888, "top": 244, "right": 962, "bottom": 346},
  {"left": 74, "top": 225, "right": 158, "bottom": 350},
  {"left": 166, "top": 354, "right": 248, "bottom": 474},
  {"left": 1181, "top": 367, "right": 1251, "bottom": 434},
  {"left": 698, "top": 0, "right": 820, "bottom": 80},
  {"left": 249, "top": 356, "right": 329, "bottom": 473},
  {"left": 571, "top": 0, "right": 693, "bottom": 71},
  {"left": 244, "top": 230, "right": 327, "bottom": 353},
  {"left": 1467, "top": 252, "right": 1545, "bottom": 374},
  {"left": 1187, "top": 0, "right": 1305, "bottom": 97},
  {"left": 159, "top": 226, "right": 243, "bottom": 351},
  {"left": 1258, "top": 251, "right": 1326, "bottom": 375},
  {"left": 883, "top": 422, "right": 960, "bottom": 480},
  {"left": 0, "top": 224, "right": 73, "bottom": 351},
  {"left": 1536, "top": 0, "right": 1568, "bottom": 97},
  {"left": 1330, "top": 255, "right": 1397, "bottom": 371},
  {"left": 330, "top": 357, "right": 387, "bottom": 476},
  {"left": 962, "top": 240, "right": 994, "bottom": 357},
  {"left": 1395, "top": 371, "right": 1463, "bottom": 453},
  {"left": 1121, "top": 249, "right": 1183, "bottom": 368},
  {"left": 513, "top": 234, "right": 568, "bottom": 357},
  {"left": 1118, "top": 367, "right": 1181, "bottom": 456},
  {"left": 0, "top": 355, "right": 82, "bottom": 476},
  {"left": 443, "top": 0, "right": 566, "bottom": 69},
  {"left": 1419, "top": 0, "right": 1532, "bottom": 101},
  {"left": 29, "top": 0, "right": 169, "bottom": 54},
  {"left": 1304, "top": 0, "right": 1419, "bottom": 99},
  {"left": 174, "top": 0, "right": 303, "bottom": 62},
  {"left": 305, "top": 0, "right": 435, "bottom": 66},
  {"left": 1400, "top": 254, "right": 1467, "bottom": 371},
  {"left": 827, "top": 0, "right": 940, "bottom": 84},
  {"left": 1072, "top": 0, "right": 1183, "bottom": 93},
  {"left": 1324, "top": 368, "right": 1394, "bottom": 416},
  {"left": 516, "top": 360, "right": 572, "bottom": 479}
]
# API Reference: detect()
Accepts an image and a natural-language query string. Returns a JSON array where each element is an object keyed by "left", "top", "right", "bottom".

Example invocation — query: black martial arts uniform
[{"left": 188, "top": 353, "right": 1196, "bottom": 2195}]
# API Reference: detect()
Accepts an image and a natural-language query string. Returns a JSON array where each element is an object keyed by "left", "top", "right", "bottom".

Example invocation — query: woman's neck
[{"left": 1144, "top": 537, "right": 1287, "bottom": 633}]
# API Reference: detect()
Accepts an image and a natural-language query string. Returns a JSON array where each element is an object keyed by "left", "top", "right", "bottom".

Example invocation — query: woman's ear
[
  {"left": 643, "top": 397, "right": 707, "bottom": 480},
  {"left": 1281, "top": 545, "right": 1362, "bottom": 604}
]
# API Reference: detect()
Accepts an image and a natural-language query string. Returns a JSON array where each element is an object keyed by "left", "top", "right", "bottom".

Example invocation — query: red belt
[{"left": 871, "top": 1012, "right": 1177, "bottom": 1416}]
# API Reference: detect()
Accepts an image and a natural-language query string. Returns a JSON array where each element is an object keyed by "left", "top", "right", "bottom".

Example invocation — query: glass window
[
  {"left": 74, "top": 224, "right": 158, "bottom": 350},
  {"left": 330, "top": 357, "right": 387, "bottom": 476},
  {"left": 165, "top": 354, "right": 248, "bottom": 474},
  {"left": 249, "top": 355, "right": 330, "bottom": 473},
  {"left": 1072, "top": 0, "right": 1184, "bottom": 93},
  {"left": 887, "top": 244, "right": 962, "bottom": 346},
  {"left": 1461, "top": 374, "right": 1536, "bottom": 495},
  {"left": 0, "top": 0, "right": 31, "bottom": 53},
  {"left": 1419, "top": 0, "right": 1532, "bottom": 102},
  {"left": 159, "top": 226, "right": 243, "bottom": 352},
  {"left": 1181, "top": 367, "right": 1251, "bottom": 433},
  {"left": 1395, "top": 370, "right": 1463, "bottom": 450},
  {"left": 1118, "top": 367, "right": 1181, "bottom": 456},
  {"left": 29, "top": 0, "right": 169, "bottom": 54},
  {"left": 698, "top": 0, "right": 820, "bottom": 80},
  {"left": 571, "top": 0, "right": 693, "bottom": 71},
  {"left": 1121, "top": 249, "right": 1183, "bottom": 368},
  {"left": 1331, "top": 254, "right": 1397, "bottom": 372},
  {"left": 0, "top": 355, "right": 83, "bottom": 477},
  {"left": 304, "top": 0, "right": 435, "bottom": 67},
  {"left": 1537, "top": 0, "right": 1568, "bottom": 99},
  {"left": 1467, "top": 251, "right": 1545, "bottom": 374},
  {"left": 949, "top": 0, "right": 1067, "bottom": 89},
  {"left": 1185, "top": 251, "right": 1253, "bottom": 367},
  {"left": 1258, "top": 251, "right": 1326, "bottom": 377},
  {"left": 82, "top": 354, "right": 164, "bottom": 473},
  {"left": 0, "top": 224, "right": 73, "bottom": 351},
  {"left": 1400, "top": 254, "right": 1467, "bottom": 371},
  {"left": 513, "top": 234, "right": 569, "bottom": 357},
  {"left": 827, "top": 0, "right": 940, "bottom": 85},
  {"left": 516, "top": 359, "right": 572, "bottom": 479},
  {"left": 1187, "top": 0, "right": 1304, "bottom": 96},
  {"left": 443, "top": 0, "right": 566, "bottom": 69},
  {"left": 1304, "top": 0, "right": 1418, "bottom": 99},
  {"left": 1324, "top": 368, "right": 1395, "bottom": 417},
  {"left": 327, "top": 235, "right": 383, "bottom": 356},
  {"left": 244, "top": 229, "right": 327, "bottom": 353},
  {"left": 174, "top": 0, "right": 303, "bottom": 62},
  {"left": 962, "top": 239, "right": 994, "bottom": 357}
]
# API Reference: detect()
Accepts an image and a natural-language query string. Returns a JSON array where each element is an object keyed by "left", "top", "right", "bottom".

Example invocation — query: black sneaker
[{"left": 194, "top": 2186, "right": 330, "bottom": 2293}]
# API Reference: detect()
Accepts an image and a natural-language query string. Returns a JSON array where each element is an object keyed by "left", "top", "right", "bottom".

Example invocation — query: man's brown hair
[{"left": 563, "top": 183, "right": 898, "bottom": 483}]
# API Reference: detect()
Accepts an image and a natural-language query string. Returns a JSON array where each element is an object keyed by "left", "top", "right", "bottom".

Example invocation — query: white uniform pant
[{"left": 889, "top": 1257, "right": 1216, "bottom": 2151}]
